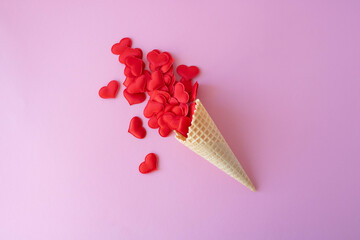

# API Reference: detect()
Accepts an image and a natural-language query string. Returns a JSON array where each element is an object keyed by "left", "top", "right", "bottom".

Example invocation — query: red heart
[
  {"left": 176, "top": 116, "right": 192, "bottom": 137},
  {"left": 126, "top": 74, "right": 147, "bottom": 94},
  {"left": 143, "top": 100, "right": 164, "bottom": 118},
  {"left": 148, "top": 114, "right": 159, "bottom": 129},
  {"left": 128, "top": 116, "right": 146, "bottom": 139},
  {"left": 190, "top": 82, "right": 198, "bottom": 102},
  {"left": 158, "top": 116, "right": 172, "bottom": 137},
  {"left": 161, "top": 112, "right": 180, "bottom": 130},
  {"left": 125, "top": 56, "right": 144, "bottom": 77},
  {"left": 147, "top": 50, "right": 169, "bottom": 70},
  {"left": 99, "top": 80, "right": 120, "bottom": 99},
  {"left": 176, "top": 65, "right": 199, "bottom": 80},
  {"left": 139, "top": 153, "right": 158, "bottom": 174},
  {"left": 160, "top": 52, "right": 174, "bottom": 73},
  {"left": 123, "top": 89, "right": 146, "bottom": 105},
  {"left": 147, "top": 70, "right": 165, "bottom": 91},
  {"left": 168, "top": 97, "right": 179, "bottom": 105},
  {"left": 111, "top": 38, "right": 132, "bottom": 55},
  {"left": 173, "top": 82, "right": 189, "bottom": 103},
  {"left": 119, "top": 48, "right": 143, "bottom": 64},
  {"left": 123, "top": 76, "right": 134, "bottom": 87}
]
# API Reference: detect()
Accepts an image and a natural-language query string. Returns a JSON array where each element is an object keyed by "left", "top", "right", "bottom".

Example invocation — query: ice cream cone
[{"left": 175, "top": 99, "right": 255, "bottom": 191}]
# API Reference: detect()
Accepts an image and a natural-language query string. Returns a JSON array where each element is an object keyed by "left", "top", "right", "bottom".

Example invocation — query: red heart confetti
[
  {"left": 176, "top": 65, "right": 200, "bottom": 80},
  {"left": 123, "top": 89, "right": 146, "bottom": 105},
  {"left": 128, "top": 116, "right": 146, "bottom": 139},
  {"left": 111, "top": 38, "right": 132, "bottom": 55},
  {"left": 102, "top": 37, "right": 202, "bottom": 174},
  {"left": 99, "top": 80, "right": 120, "bottom": 99},
  {"left": 125, "top": 56, "right": 144, "bottom": 77},
  {"left": 139, "top": 153, "right": 158, "bottom": 174},
  {"left": 173, "top": 82, "right": 189, "bottom": 103},
  {"left": 126, "top": 74, "right": 147, "bottom": 94}
]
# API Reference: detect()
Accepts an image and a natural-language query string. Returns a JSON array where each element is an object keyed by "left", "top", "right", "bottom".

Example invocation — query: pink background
[{"left": 1, "top": 0, "right": 360, "bottom": 239}]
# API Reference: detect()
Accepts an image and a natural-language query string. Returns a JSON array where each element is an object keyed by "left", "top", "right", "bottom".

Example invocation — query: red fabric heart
[
  {"left": 119, "top": 48, "right": 143, "bottom": 64},
  {"left": 99, "top": 80, "right": 120, "bottom": 99},
  {"left": 190, "top": 82, "right": 198, "bottom": 102},
  {"left": 148, "top": 114, "right": 159, "bottom": 129},
  {"left": 173, "top": 82, "right": 189, "bottom": 103},
  {"left": 123, "top": 89, "right": 146, "bottom": 105},
  {"left": 111, "top": 38, "right": 132, "bottom": 55},
  {"left": 139, "top": 153, "right": 157, "bottom": 174},
  {"left": 123, "top": 77, "right": 134, "bottom": 87},
  {"left": 162, "top": 112, "right": 180, "bottom": 130},
  {"left": 126, "top": 74, "right": 147, "bottom": 94},
  {"left": 176, "top": 116, "right": 192, "bottom": 137},
  {"left": 158, "top": 116, "right": 172, "bottom": 137},
  {"left": 176, "top": 65, "right": 200, "bottom": 80},
  {"left": 160, "top": 52, "right": 174, "bottom": 73},
  {"left": 125, "top": 56, "right": 144, "bottom": 77},
  {"left": 128, "top": 116, "right": 146, "bottom": 139},
  {"left": 147, "top": 50, "right": 169, "bottom": 70},
  {"left": 147, "top": 70, "right": 165, "bottom": 91},
  {"left": 143, "top": 100, "right": 164, "bottom": 118},
  {"left": 179, "top": 103, "right": 189, "bottom": 116}
]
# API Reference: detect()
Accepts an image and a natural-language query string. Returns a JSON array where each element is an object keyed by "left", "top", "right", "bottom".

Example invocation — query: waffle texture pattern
[{"left": 175, "top": 99, "right": 255, "bottom": 191}]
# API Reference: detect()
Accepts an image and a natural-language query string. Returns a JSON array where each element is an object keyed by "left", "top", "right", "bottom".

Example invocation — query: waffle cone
[{"left": 175, "top": 99, "right": 255, "bottom": 191}]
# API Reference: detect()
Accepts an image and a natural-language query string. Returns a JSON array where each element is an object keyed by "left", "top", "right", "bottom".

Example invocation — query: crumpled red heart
[
  {"left": 125, "top": 56, "right": 144, "bottom": 77},
  {"left": 176, "top": 65, "right": 199, "bottom": 80},
  {"left": 123, "top": 89, "right": 146, "bottom": 105},
  {"left": 128, "top": 116, "right": 146, "bottom": 139},
  {"left": 126, "top": 74, "right": 147, "bottom": 94},
  {"left": 160, "top": 52, "right": 174, "bottom": 73},
  {"left": 111, "top": 38, "right": 132, "bottom": 55},
  {"left": 139, "top": 153, "right": 157, "bottom": 174},
  {"left": 173, "top": 82, "right": 189, "bottom": 103},
  {"left": 99, "top": 80, "right": 120, "bottom": 99}
]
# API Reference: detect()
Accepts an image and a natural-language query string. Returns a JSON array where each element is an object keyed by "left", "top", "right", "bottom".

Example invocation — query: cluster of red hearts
[{"left": 99, "top": 37, "right": 199, "bottom": 174}]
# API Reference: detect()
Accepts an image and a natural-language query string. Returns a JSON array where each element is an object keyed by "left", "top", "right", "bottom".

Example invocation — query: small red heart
[
  {"left": 176, "top": 65, "right": 200, "bottom": 80},
  {"left": 190, "top": 82, "right": 198, "bottom": 102},
  {"left": 126, "top": 74, "right": 147, "bottom": 94},
  {"left": 123, "top": 89, "right": 146, "bottom": 105},
  {"left": 148, "top": 114, "right": 159, "bottom": 129},
  {"left": 125, "top": 56, "right": 144, "bottom": 77},
  {"left": 128, "top": 116, "right": 146, "bottom": 139},
  {"left": 160, "top": 52, "right": 174, "bottom": 73},
  {"left": 168, "top": 97, "right": 179, "bottom": 105},
  {"left": 111, "top": 38, "right": 132, "bottom": 55},
  {"left": 176, "top": 116, "right": 192, "bottom": 137},
  {"left": 147, "top": 70, "right": 165, "bottom": 91},
  {"left": 161, "top": 112, "right": 180, "bottom": 130},
  {"left": 139, "top": 153, "right": 158, "bottom": 174},
  {"left": 158, "top": 116, "right": 172, "bottom": 137},
  {"left": 173, "top": 82, "right": 189, "bottom": 103},
  {"left": 143, "top": 100, "right": 164, "bottom": 118},
  {"left": 123, "top": 76, "right": 134, "bottom": 87},
  {"left": 99, "top": 80, "right": 120, "bottom": 99},
  {"left": 119, "top": 48, "right": 143, "bottom": 64},
  {"left": 147, "top": 50, "right": 170, "bottom": 70}
]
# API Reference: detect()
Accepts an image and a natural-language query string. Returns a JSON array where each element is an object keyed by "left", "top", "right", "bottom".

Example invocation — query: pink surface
[{"left": 1, "top": 0, "right": 360, "bottom": 239}]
